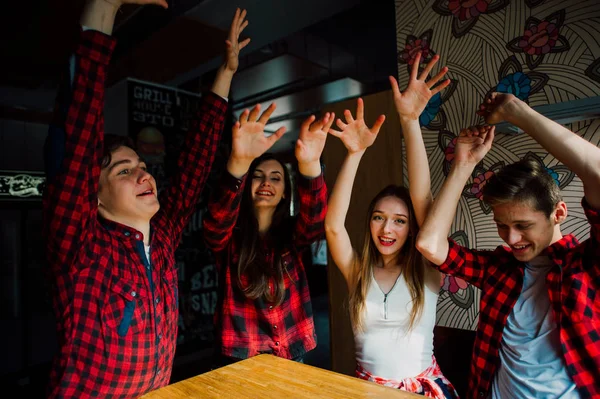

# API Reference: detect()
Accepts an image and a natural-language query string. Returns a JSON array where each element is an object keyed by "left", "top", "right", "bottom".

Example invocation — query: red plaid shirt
[
  {"left": 203, "top": 170, "right": 327, "bottom": 360},
  {"left": 437, "top": 198, "right": 600, "bottom": 399},
  {"left": 42, "top": 28, "right": 226, "bottom": 398}
]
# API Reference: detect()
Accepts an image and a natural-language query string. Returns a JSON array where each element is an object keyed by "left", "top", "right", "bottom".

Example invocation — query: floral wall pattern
[{"left": 395, "top": 0, "right": 600, "bottom": 330}]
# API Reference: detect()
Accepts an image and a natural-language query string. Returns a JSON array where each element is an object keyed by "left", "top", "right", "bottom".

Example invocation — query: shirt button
[
  {"left": 131, "top": 291, "right": 137, "bottom": 297},
  {"left": 158, "top": 334, "right": 162, "bottom": 340},
  {"left": 157, "top": 369, "right": 161, "bottom": 374},
  {"left": 275, "top": 341, "right": 279, "bottom": 346},
  {"left": 124, "top": 231, "right": 131, "bottom": 237},
  {"left": 135, "top": 234, "right": 140, "bottom": 239},
  {"left": 479, "top": 392, "right": 485, "bottom": 397},
  {"left": 273, "top": 325, "right": 277, "bottom": 329},
  {"left": 269, "top": 305, "right": 273, "bottom": 310},
  {"left": 155, "top": 298, "right": 160, "bottom": 304}
]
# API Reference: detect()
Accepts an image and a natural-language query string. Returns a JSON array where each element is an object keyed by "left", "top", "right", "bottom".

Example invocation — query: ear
[{"left": 553, "top": 201, "right": 568, "bottom": 224}]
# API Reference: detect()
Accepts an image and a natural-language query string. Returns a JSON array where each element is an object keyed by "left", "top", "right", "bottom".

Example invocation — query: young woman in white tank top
[{"left": 325, "top": 53, "right": 458, "bottom": 398}]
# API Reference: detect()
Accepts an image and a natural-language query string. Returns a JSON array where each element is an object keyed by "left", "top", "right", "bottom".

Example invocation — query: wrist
[
  {"left": 227, "top": 156, "right": 252, "bottom": 178},
  {"left": 450, "top": 162, "right": 476, "bottom": 177},
  {"left": 298, "top": 161, "right": 322, "bottom": 178},
  {"left": 220, "top": 62, "right": 237, "bottom": 76},
  {"left": 347, "top": 149, "right": 366, "bottom": 157},
  {"left": 399, "top": 114, "right": 419, "bottom": 124},
  {"left": 503, "top": 99, "right": 532, "bottom": 126}
]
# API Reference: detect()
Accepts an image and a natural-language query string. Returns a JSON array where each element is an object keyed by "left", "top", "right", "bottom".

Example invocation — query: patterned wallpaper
[{"left": 394, "top": 0, "right": 600, "bottom": 330}]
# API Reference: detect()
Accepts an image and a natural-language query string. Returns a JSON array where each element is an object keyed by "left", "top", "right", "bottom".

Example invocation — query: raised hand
[
  {"left": 454, "top": 125, "right": 495, "bottom": 167},
  {"left": 477, "top": 92, "right": 521, "bottom": 125},
  {"left": 229, "top": 104, "right": 285, "bottom": 176},
  {"left": 224, "top": 8, "right": 251, "bottom": 73},
  {"left": 328, "top": 98, "right": 386, "bottom": 154},
  {"left": 295, "top": 112, "right": 335, "bottom": 166},
  {"left": 389, "top": 52, "right": 450, "bottom": 121}
]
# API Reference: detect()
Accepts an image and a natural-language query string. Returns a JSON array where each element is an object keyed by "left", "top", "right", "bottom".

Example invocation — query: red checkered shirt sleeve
[
  {"left": 43, "top": 28, "right": 115, "bottom": 275},
  {"left": 436, "top": 239, "right": 502, "bottom": 289},
  {"left": 565, "top": 198, "right": 600, "bottom": 397},
  {"left": 293, "top": 173, "right": 327, "bottom": 248},
  {"left": 582, "top": 197, "right": 600, "bottom": 276},
  {"left": 203, "top": 171, "right": 246, "bottom": 253},
  {"left": 153, "top": 92, "right": 227, "bottom": 243}
]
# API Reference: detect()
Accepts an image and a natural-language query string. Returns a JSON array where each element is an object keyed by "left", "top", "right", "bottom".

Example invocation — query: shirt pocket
[{"left": 104, "top": 276, "right": 148, "bottom": 337}]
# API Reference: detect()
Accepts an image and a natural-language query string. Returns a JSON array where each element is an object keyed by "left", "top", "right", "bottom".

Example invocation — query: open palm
[
  {"left": 231, "top": 103, "right": 285, "bottom": 162},
  {"left": 328, "top": 98, "right": 385, "bottom": 154},
  {"left": 225, "top": 8, "right": 251, "bottom": 73},
  {"left": 295, "top": 113, "right": 335, "bottom": 164},
  {"left": 389, "top": 52, "right": 450, "bottom": 121}
]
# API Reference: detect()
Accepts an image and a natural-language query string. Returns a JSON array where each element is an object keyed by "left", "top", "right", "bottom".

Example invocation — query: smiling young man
[
  {"left": 416, "top": 93, "right": 600, "bottom": 399},
  {"left": 42, "top": 0, "right": 250, "bottom": 397}
]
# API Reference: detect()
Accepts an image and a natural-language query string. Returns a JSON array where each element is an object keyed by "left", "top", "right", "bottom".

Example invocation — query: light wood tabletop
[{"left": 141, "top": 354, "right": 422, "bottom": 398}]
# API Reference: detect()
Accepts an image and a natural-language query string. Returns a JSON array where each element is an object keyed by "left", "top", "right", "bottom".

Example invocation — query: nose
[
  {"left": 506, "top": 228, "right": 522, "bottom": 245},
  {"left": 381, "top": 219, "right": 392, "bottom": 234},
  {"left": 137, "top": 167, "right": 152, "bottom": 184}
]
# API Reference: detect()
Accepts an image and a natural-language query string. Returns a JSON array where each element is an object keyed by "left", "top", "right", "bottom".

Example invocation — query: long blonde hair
[{"left": 348, "top": 185, "right": 425, "bottom": 332}]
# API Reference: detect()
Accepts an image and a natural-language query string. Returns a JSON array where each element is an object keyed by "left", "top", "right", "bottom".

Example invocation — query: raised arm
[
  {"left": 325, "top": 99, "right": 385, "bottom": 282},
  {"left": 389, "top": 53, "right": 450, "bottom": 227},
  {"left": 80, "top": 0, "right": 167, "bottom": 35},
  {"left": 43, "top": 0, "right": 167, "bottom": 271},
  {"left": 416, "top": 125, "right": 495, "bottom": 266},
  {"left": 479, "top": 92, "right": 600, "bottom": 209},
  {"left": 292, "top": 112, "right": 335, "bottom": 248},
  {"left": 203, "top": 103, "right": 285, "bottom": 252},
  {"left": 157, "top": 8, "right": 249, "bottom": 240}
]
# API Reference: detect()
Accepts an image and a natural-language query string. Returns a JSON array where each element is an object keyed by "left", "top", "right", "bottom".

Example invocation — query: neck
[
  {"left": 255, "top": 207, "right": 275, "bottom": 235},
  {"left": 549, "top": 224, "right": 564, "bottom": 246},
  {"left": 379, "top": 253, "right": 401, "bottom": 270}
]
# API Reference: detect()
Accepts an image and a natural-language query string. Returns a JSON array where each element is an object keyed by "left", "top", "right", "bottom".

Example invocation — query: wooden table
[{"left": 141, "top": 354, "right": 421, "bottom": 398}]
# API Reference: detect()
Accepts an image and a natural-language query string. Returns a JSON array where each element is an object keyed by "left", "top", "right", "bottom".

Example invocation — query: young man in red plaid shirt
[
  {"left": 416, "top": 92, "right": 600, "bottom": 399},
  {"left": 42, "top": 0, "right": 250, "bottom": 397}
]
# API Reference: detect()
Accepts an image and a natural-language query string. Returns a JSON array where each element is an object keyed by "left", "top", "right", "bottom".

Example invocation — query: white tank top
[{"left": 354, "top": 271, "right": 438, "bottom": 380}]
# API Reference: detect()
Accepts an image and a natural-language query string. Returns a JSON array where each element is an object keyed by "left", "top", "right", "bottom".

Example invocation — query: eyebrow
[
  {"left": 109, "top": 158, "right": 143, "bottom": 173},
  {"left": 373, "top": 210, "right": 408, "bottom": 217},
  {"left": 255, "top": 169, "right": 282, "bottom": 175},
  {"left": 493, "top": 219, "right": 532, "bottom": 224}
]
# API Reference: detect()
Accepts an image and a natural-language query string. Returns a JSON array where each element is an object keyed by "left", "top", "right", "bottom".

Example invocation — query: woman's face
[
  {"left": 369, "top": 196, "right": 411, "bottom": 261},
  {"left": 251, "top": 159, "right": 286, "bottom": 209}
]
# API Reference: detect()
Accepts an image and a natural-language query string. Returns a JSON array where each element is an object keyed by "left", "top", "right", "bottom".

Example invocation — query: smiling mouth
[
  {"left": 137, "top": 189, "right": 154, "bottom": 197},
  {"left": 378, "top": 237, "right": 396, "bottom": 246},
  {"left": 255, "top": 190, "right": 274, "bottom": 196},
  {"left": 511, "top": 244, "right": 531, "bottom": 253}
]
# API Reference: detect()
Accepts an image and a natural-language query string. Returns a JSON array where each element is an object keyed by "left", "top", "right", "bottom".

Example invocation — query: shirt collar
[{"left": 99, "top": 216, "right": 146, "bottom": 242}]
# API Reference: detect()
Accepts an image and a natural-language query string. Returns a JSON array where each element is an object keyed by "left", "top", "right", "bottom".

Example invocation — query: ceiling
[{"left": 2, "top": 0, "right": 398, "bottom": 150}]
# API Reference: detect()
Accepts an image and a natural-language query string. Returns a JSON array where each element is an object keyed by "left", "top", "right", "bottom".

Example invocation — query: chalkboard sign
[{"left": 127, "top": 79, "right": 225, "bottom": 352}]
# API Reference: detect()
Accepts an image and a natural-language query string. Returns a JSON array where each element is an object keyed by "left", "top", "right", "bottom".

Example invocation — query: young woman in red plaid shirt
[
  {"left": 203, "top": 104, "right": 334, "bottom": 365},
  {"left": 325, "top": 53, "right": 458, "bottom": 398}
]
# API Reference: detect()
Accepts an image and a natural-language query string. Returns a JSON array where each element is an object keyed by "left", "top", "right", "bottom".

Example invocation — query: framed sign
[{"left": 0, "top": 170, "right": 45, "bottom": 201}]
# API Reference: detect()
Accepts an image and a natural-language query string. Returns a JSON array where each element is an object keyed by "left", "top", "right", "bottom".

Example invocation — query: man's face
[
  {"left": 492, "top": 200, "right": 565, "bottom": 262},
  {"left": 98, "top": 146, "right": 159, "bottom": 225}
]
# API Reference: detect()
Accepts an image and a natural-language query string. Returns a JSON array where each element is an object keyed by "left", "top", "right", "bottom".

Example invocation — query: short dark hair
[
  {"left": 482, "top": 158, "right": 562, "bottom": 218},
  {"left": 101, "top": 134, "right": 136, "bottom": 169}
]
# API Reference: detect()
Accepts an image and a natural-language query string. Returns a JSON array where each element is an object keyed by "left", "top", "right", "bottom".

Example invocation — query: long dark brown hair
[
  {"left": 235, "top": 153, "right": 294, "bottom": 305},
  {"left": 349, "top": 185, "right": 425, "bottom": 332}
]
